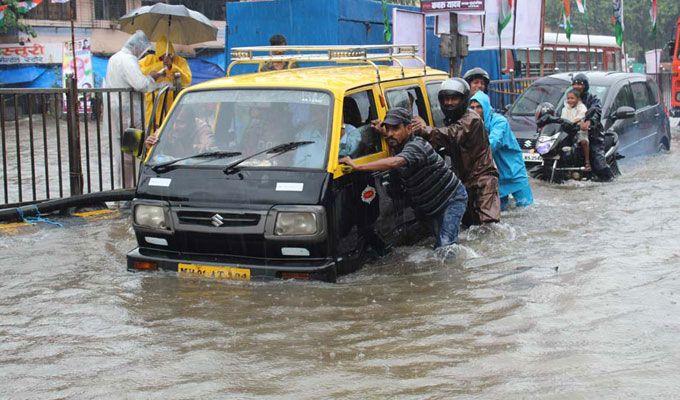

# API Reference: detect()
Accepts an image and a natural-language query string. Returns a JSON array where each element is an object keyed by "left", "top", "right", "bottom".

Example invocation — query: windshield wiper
[
  {"left": 150, "top": 151, "right": 242, "bottom": 173},
  {"left": 223, "top": 141, "right": 313, "bottom": 174}
]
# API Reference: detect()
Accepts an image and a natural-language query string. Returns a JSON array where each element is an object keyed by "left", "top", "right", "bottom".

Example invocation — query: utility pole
[
  {"left": 67, "top": 0, "right": 83, "bottom": 196},
  {"left": 440, "top": 12, "right": 468, "bottom": 77}
]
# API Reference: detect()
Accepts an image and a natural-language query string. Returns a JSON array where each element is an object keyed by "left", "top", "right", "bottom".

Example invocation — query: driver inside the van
[{"left": 293, "top": 105, "right": 328, "bottom": 168}]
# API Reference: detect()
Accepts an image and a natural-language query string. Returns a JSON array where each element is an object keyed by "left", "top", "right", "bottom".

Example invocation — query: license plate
[
  {"left": 522, "top": 152, "right": 543, "bottom": 163},
  {"left": 178, "top": 263, "right": 251, "bottom": 281}
]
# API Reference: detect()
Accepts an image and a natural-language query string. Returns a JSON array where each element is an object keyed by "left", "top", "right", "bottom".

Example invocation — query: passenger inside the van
[
  {"left": 339, "top": 97, "right": 363, "bottom": 158},
  {"left": 145, "top": 105, "right": 215, "bottom": 159},
  {"left": 240, "top": 103, "right": 281, "bottom": 154}
]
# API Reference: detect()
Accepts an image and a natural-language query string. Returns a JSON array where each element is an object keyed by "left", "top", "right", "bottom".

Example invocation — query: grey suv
[{"left": 505, "top": 71, "right": 672, "bottom": 165}]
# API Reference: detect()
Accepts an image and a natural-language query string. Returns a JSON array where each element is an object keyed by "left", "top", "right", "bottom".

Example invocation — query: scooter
[{"left": 529, "top": 105, "right": 634, "bottom": 183}]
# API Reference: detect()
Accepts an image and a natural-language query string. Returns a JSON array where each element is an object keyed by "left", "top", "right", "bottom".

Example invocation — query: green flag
[
  {"left": 612, "top": 0, "right": 624, "bottom": 47},
  {"left": 381, "top": 0, "right": 392, "bottom": 43},
  {"left": 561, "top": 0, "right": 572, "bottom": 41},
  {"left": 498, "top": 0, "right": 514, "bottom": 33}
]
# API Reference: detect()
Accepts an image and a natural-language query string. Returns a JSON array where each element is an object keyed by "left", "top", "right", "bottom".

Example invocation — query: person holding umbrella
[
  {"left": 104, "top": 30, "right": 164, "bottom": 189},
  {"left": 139, "top": 35, "right": 192, "bottom": 129}
]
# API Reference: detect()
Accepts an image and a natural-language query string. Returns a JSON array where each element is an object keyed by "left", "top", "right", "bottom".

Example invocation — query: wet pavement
[{"left": 1, "top": 127, "right": 679, "bottom": 399}]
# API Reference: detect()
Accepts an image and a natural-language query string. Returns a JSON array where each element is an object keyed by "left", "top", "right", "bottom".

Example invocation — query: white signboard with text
[{"left": 0, "top": 42, "right": 63, "bottom": 64}]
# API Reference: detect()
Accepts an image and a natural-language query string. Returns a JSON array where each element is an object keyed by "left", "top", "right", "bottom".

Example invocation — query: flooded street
[{"left": 1, "top": 128, "right": 679, "bottom": 399}]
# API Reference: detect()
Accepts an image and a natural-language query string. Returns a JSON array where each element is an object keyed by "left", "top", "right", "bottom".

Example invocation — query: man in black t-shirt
[{"left": 340, "top": 108, "right": 468, "bottom": 248}]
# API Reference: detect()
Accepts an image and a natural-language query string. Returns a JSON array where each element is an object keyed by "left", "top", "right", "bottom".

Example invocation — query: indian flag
[
  {"left": 650, "top": 0, "right": 658, "bottom": 33},
  {"left": 562, "top": 0, "right": 573, "bottom": 41},
  {"left": 575, "top": 0, "right": 586, "bottom": 14},
  {"left": 498, "top": 0, "right": 513, "bottom": 34},
  {"left": 0, "top": 5, "right": 6, "bottom": 28},
  {"left": 16, "top": 0, "right": 43, "bottom": 13},
  {"left": 612, "top": 0, "right": 624, "bottom": 47}
]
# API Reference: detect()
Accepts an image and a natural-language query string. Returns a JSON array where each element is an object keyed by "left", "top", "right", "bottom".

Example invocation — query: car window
[
  {"left": 340, "top": 90, "right": 382, "bottom": 159},
  {"left": 611, "top": 84, "right": 633, "bottom": 112},
  {"left": 630, "top": 82, "right": 652, "bottom": 110},
  {"left": 646, "top": 81, "right": 660, "bottom": 106},
  {"left": 150, "top": 89, "right": 331, "bottom": 169},
  {"left": 385, "top": 86, "right": 428, "bottom": 122},
  {"left": 426, "top": 81, "right": 445, "bottom": 127},
  {"left": 510, "top": 79, "right": 569, "bottom": 115}
]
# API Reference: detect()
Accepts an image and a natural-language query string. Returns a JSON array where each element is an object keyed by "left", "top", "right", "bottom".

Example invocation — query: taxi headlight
[
  {"left": 134, "top": 205, "right": 169, "bottom": 230},
  {"left": 274, "top": 212, "right": 318, "bottom": 236}
]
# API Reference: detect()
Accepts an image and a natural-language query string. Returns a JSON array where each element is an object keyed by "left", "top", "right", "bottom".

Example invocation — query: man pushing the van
[
  {"left": 412, "top": 78, "right": 501, "bottom": 227},
  {"left": 340, "top": 108, "right": 468, "bottom": 248}
]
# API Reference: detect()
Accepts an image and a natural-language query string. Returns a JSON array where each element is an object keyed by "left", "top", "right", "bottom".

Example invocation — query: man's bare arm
[{"left": 340, "top": 156, "right": 406, "bottom": 172}]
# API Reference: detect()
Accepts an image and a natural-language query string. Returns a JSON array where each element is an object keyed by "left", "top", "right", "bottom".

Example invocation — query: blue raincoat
[{"left": 470, "top": 91, "right": 533, "bottom": 205}]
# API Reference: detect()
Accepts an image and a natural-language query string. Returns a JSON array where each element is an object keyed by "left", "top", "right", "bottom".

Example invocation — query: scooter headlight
[
  {"left": 536, "top": 140, "right": 554, "bottom": 155},
  {"left": 134, "top": 204, "right": 170, "bottom": 230},
  {"left": 536, "top": 134, "right": 559, "bottom": 155},
  {"left": 274, "top": 212, "right": 318, "bottom": 236}
]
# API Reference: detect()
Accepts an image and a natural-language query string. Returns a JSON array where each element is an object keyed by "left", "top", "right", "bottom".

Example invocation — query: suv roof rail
[{"left": 227, "top": 44, "right": 427, "bottom": 80}]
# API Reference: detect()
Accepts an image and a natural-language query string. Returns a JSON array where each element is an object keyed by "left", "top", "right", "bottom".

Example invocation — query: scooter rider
[
  {"left": 463, "top": 67, "right": 490, "bottom": 95},
  {"left": 412, "top": 78, "right": 501, "bottom": 227},
  {"left": 571, "top": 73, "right": 614, "bottom": 182}
]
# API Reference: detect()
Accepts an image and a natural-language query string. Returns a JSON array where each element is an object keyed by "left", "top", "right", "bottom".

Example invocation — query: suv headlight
[
  {"left": 275, "top": 212, "right": 318, "bottom": 236},
  {"left": 134, "top": 204, "right": 170, "bottom": 230}
]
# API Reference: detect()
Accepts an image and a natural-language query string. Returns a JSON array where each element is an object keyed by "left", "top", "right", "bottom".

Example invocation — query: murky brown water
[{"left": 1, "top": 128, "right": 679, "bottom": 399}]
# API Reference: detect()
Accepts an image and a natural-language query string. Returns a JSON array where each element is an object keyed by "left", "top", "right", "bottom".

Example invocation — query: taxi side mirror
[
  {"left": 122, "top": 128, "right": 145, "bottom": 158},
  {"left": 613, "top": 106, "right": 635, "bottom": 121}
]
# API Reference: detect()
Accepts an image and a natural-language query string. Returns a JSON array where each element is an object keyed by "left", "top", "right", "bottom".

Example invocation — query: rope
[{"left": 16, "top": 205, "right": 64, "bottom": 228}]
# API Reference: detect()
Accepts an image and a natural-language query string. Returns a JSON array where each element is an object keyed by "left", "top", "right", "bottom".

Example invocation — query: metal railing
[
  {"left": 487, "top": 76, "right": 540, "bottom": 111},
  {"left": 0, "top": 76, "right": 172, "bottom": 209}
]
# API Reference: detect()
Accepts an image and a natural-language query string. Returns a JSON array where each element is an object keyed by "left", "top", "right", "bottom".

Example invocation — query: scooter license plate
[{"left": 522, "top": 152, "right": 543, "bottom": 163}]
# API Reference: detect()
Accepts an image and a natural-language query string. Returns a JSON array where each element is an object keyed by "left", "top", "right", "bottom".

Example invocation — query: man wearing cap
[{"left": 340, "top": 108, "right": 468, "bottom": 248}]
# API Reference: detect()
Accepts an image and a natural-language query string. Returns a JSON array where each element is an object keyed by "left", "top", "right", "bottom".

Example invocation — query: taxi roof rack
[{"left": 227, "top": 44, "right": 427, "bottom": 81}]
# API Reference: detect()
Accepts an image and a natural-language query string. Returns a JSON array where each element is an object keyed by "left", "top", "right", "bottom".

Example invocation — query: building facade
[{"left": 19, "top": 0, "right": 227, "bottom": 55}]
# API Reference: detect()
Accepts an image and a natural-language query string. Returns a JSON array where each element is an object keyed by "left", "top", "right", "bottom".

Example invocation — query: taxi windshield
[{"left": 149, "top": 89, "right": 332, "bottom": 169}]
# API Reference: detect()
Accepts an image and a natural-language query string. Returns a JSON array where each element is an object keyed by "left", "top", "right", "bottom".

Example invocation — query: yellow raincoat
[{"left": 139, "top": 36, "right": 192, "bottom": 129}]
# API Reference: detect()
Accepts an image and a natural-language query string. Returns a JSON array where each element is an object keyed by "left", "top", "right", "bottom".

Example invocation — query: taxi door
[
  {"left": 379, "top": 78, "right": 439, "bottom": 229},
  {"left": 330, "top": 85, "right": 398, "bottom": 264}
]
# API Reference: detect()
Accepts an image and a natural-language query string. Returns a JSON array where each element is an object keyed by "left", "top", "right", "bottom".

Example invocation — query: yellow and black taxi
[{"left": 123, "top": 45, "right": 449, "bottom": 282}]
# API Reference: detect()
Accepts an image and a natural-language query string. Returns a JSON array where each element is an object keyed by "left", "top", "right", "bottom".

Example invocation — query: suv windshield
[
  {"left": 511, "top": 79, "right": 609, "bottom": 116},
  {"left": 510, "top": 78, "right": 569, "bottom": 115},
  {"left": 150, "top": 89, "right": 332, "bottom": 169}
]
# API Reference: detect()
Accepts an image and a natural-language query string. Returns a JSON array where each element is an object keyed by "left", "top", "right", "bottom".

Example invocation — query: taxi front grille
[
  {"left": 176, "top": 210, "right": 261, "bottom": 228},
  {"left": 176, "top": 232, "right": 265, "bottom": 256}
]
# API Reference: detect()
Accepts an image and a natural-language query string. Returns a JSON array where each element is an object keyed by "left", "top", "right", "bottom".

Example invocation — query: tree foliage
[
  {"left": 545, "top": 0, "right": 679, "bottom": 61},
  {"left": 0, "top": 0, "right": 38, "bottom": 38}
]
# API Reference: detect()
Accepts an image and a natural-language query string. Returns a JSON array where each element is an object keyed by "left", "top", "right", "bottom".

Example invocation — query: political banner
[{"left": 62, "top": 38, "right": 94, "bottom": 113}]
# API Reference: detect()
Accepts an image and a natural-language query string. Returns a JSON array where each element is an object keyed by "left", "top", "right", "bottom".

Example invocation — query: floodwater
[{"left": 1, "top": 128, "right": 679, "bottom": 399}]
